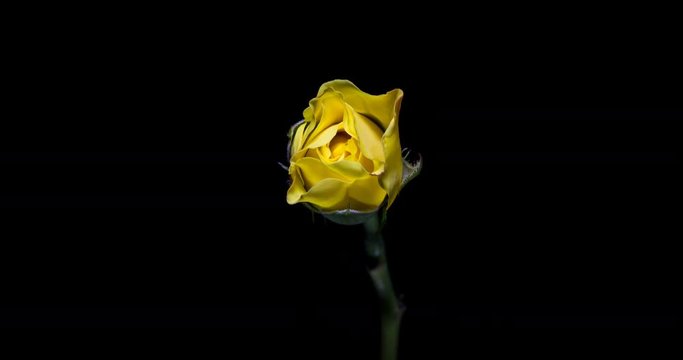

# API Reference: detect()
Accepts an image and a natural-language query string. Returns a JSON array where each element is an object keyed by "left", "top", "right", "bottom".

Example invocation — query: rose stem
[{"left": 364, "top": 214, "right": 404, "bottom": 360}]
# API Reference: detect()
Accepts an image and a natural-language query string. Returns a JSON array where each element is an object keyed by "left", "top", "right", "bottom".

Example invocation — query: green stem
[{"left": 364, "top": 215, "right": 404, "bottom": 360}]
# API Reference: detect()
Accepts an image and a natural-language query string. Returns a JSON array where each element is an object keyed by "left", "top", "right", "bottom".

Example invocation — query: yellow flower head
[{"left": 286, "top": 80, "right": 420, "bottom": 223}]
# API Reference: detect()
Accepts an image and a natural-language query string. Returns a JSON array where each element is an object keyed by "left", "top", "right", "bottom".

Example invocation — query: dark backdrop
[{"left": 1, "top": 4, "right": 680, "bottom": 353}]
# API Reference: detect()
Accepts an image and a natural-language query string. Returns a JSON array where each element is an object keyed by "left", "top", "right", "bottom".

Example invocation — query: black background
[{"left": 1, "top": 4, "right": 680, "bottom": 354}]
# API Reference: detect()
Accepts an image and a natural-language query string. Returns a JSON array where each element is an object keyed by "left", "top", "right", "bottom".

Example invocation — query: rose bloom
[{"left": 287, "top": 80, "right": 418, "bottom": 220}]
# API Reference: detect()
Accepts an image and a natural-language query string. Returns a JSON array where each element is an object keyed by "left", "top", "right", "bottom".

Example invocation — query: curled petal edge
[{"left": 286, "top": 119, "right": 305, "bottom": 160}]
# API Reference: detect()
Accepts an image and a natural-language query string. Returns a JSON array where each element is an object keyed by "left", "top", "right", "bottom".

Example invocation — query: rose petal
[
  {"left": 326, "top": 159, "right": 370, "bottom": 179},
  {"left": 298, "top": 178, "right": 351, "bottom": 210},
  {"left": 342, "top": 103, "right": 358, "bottom": 139},
  {"left": 286, "top": 166, "right": 307, "bottom": 205},
  {"left": 379, "top": 118, "right": 404, "bottom": 208},
  {"left": 353, "top": 111, "right": 386, "bottom": 174},
  {"left": 318, "top": 79, "right": 403, "bottom": 131},
  {"left": 306, "top": 124, "right": 340, "bottom": 149},
  {"left": 302, "top": 93, "right": 345, "bottom": 149},
  {"left": 289, "top": 120, "right": 306, "bottom": 157},
  {"left": 287, "top": 158, "right": 351, "bottom": 210},
  {"left": 293, "top": 157, "right": 350, "bottom": 188},
  {"left": 347, "top": 176, "right": 387, "bottom": 211}
]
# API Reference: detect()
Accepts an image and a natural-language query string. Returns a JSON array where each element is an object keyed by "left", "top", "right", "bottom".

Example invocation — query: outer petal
[
  {"left": 289, "top": 148, "right": 308, "bottom": 163},
  {"left": 289, "top": 120, "right": 306, "bottom": 157},
  {"left": 318, "top": 80, "right": 403, "bottom": 131},
  {"left": 287, "top": 159, "right": 351, "bottom": 211},
  {"left": 379, "top": 118, "right": 403, "bottom": 208},
  {"left": 347, "top": 176, "right": 387, "bottom": 211},
  {"left": 286, "top": 166, "right": 307, "bottom": 205},
  {"left": 298, "top": 178, "right": 351, "bottom": 210},
  {"left": 288, "top": 173, "right": 385, "bottom": 212}
]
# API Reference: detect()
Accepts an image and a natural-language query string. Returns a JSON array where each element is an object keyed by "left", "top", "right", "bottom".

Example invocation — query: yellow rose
[{"left": 286, "top": 80, "right": 420, "bottom": 224}]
